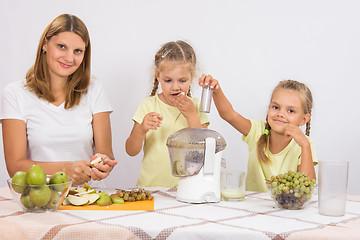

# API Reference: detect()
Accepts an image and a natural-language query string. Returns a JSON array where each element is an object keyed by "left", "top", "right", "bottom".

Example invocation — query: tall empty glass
[
  {"left": 318, "top": 161, "right": 349, "bottom": 216},
  {"left": 200, "top": 85, "right": 213, "bottom": 113}
]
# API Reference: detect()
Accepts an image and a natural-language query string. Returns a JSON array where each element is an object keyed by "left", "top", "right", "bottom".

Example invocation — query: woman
[{"left": 0, "top": 14, "right": 117, "bottom": 185}]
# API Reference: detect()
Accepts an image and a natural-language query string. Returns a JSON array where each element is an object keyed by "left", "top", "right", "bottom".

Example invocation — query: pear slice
[
  {"left": 62, "top": 196, "right": 71, "bottom": 205},
  {"left": 90, "top": 156, "right": 103, "bottom": 168},
  {"left": 67, "top": 195, "right": 90, "bottom": 206},
  {"left": 75, "top": 188, "right": 96, "bottom": 196},
  {"left": 81, "top": 193, "right": 100, "bottom": 204}
]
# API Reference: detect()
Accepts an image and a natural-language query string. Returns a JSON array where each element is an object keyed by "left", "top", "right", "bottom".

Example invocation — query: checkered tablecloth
[{"left": 1, "top": 186, "right": 360, "bottom": 240}]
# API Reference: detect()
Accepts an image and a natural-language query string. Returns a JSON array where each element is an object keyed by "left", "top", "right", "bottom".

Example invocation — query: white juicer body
[{"left": 176, "top": 138, "right": 222, "bottom": 203}]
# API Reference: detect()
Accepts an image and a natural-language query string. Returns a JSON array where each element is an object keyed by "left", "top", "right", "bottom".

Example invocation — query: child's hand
[
  {"left": 284, "top": 125, "right": 310, "bottom": 148},
  {"left": 198, "top": 74, "right": 220, "bottom": 93},
  {"left": 174, "top": 93, "right": 197, "bottom": 118},
  {"left": 141, "top": 112, "right": 163, "bottom": 132}
]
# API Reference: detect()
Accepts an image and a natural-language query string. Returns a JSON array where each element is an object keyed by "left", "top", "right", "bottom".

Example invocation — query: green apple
[
  {"left": 29, "top": 186, "right": 51, "bottom": 207},
  {"left": 20, "top": 194, "right": 35, "bottom": 209},
  {"left": 49, "top": 171, "right": 68, "bottom": 192},
  {"left": 45, "top": 190, "right": 60, "bottom": 209},
  {"left": 96, "top": 192, "right": 112, "bottom": 206},
  {"left": 26, "top": 164, "right": 46, "bottom": 185},
  {"left": 12, "top": 171, "right": 27, "bottom": 194}
]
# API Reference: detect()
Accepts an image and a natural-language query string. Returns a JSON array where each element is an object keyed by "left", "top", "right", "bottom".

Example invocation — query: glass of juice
[{"left": 220, "top": 171, "right": 246, "bottom": 201}]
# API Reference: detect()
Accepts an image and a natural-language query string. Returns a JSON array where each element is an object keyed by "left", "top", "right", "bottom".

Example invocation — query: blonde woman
[{"left": 0, "top": 14, "right": 117, "bottom": 185}]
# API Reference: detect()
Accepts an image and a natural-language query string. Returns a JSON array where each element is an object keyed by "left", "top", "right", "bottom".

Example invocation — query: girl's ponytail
[
  {"left": 257, "top": 121, "right": 271, "bottom": 165},
  {"left": 150, "top": 78, "right": 159, "bottom": 96}
]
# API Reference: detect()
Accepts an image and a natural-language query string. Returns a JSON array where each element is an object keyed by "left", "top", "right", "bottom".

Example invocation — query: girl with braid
[
  {"left": 198, "top": 78, "right": 317, "bottom": 192},
  {"left": 126, "top": 40, "right": 209, "bottom": 187}
]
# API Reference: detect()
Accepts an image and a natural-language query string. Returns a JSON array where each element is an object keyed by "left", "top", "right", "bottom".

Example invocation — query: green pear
[
  {"left": 96, "top": 192, "right": 112, "bottom": 206},
  {"left": 49, "top": 171, "right": 68, "bottom": 192},
  {"left": 45, "top": 190, "right": 60, "bottom": 209},
  {"left": 110, "top": 194, "right": 125, "bottom": 204},
  {"left": 20, "top": 194, "right": 35, "bottom": 209},
  {"left": 29, "top": 186, "right": 51, "bottom": 207},
  {"left": 12, "top": 171, "right": 27, "bottom": 194},
  {"left": 83, "top": 182, "right": 93, "bottom": 191},
  {"left": 26, "top": 164, "right": 46, "bottom": 185}
]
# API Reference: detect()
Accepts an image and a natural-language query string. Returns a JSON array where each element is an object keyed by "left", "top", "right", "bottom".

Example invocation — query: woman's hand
[
  {"left": 89, "top": 153, "right": 118, "bottom": 181},
  {"left": 141, "top": 112, "right": 163, "bottom": 132},
  {"left": 63, "top": 160, "right": 92, "bottom": 185},
  {"left": 198, "top": 74, "right": 220, "bottom": 93}
]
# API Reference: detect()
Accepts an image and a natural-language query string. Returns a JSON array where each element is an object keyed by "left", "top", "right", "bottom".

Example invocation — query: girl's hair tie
[{"left": 263, "top": 129, "right": 270, "bottom": 135}]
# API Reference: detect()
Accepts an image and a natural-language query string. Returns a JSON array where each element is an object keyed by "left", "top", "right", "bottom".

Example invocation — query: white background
[{"left": 0, "top": 0, "right": 359, "bottom": 195}]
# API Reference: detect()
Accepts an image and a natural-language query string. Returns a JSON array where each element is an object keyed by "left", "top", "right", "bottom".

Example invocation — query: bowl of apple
[{"left": 7, "top": 164, "right": 72, "bottom": 212}]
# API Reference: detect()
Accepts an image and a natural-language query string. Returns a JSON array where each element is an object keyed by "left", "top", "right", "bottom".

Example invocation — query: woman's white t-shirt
[{"left": 0, "top": 78, "right": 112, "bottom": 162}]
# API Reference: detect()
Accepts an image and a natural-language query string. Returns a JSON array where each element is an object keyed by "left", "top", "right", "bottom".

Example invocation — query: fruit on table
[
  {"left": 29, "top": 186, "right": 51, "bottom": 207},
  {"left": 67, "top": 194, "right": 90, "bottom": 206},
  {"left": 49, "top": 171, "right": 68, "bottom": 191},
  {"left": 116, "top": 188, "right": 154, "bottom": 202},
  {"left": 266, "top": 171, "right": 316, "bottom": 209},
  {"left": 110, "top": 194, "right": 125, "bottom": 204},
  {"left": 82, "top": 193, "right": 100, "bottom": 204},
  {"left": 63, "top": 184, "right": 154, "bottom": 206},
  {"left": 20, "top": 194, "right": 35, "bottom": 209},
  {"left": 45, "top": 190, "right": 60, "bottom": 208},
  {"left": 11, "top": 171, "right": 27, "bottom": 194},
  {"left": 10, "top": 165, "right": 71, "bottom": 211},
  {"left": 97, "top": 192, "right": 112, "bottom": 206},
  {"left": 26, "top": 164, "right": 46, "bottom": 185}
]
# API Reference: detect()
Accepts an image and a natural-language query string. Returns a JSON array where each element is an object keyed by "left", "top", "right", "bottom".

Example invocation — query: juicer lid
[{"left": 166, "top": 127, "right": 226, "bottom": 153}]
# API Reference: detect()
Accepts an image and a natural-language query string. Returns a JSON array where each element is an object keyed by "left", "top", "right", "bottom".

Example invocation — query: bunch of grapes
[
  {"left": 266, "top": 171, "right": 316, "bottom": 209},
  {"left": 115, "top": 188, "right": 154, "bottom": 202}
]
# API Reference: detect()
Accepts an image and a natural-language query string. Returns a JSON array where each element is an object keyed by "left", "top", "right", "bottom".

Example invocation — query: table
[{"left": 0, "top": 186, "right": 360, "bottom": 240}]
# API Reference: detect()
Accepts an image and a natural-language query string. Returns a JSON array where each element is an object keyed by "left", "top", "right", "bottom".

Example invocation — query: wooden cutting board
[{"left": 57, "top": 198, "right": 154, "bottom": 211}]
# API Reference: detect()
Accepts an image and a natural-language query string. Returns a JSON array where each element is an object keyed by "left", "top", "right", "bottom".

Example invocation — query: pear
[
  {"left": 90, "top": 156, "right": 104, "bottom": 168},
  {"left": 62, "top": 197, "right": 71, "bottom": 205},
  {"left": 12, "top": 171, "right": 27, "bottom": 194},
  {"left": 110, "top": 194, "right": 125, "bottom": 204},
  {"left": 75, "top": 189, "right": 96, "bottom": 196},
  {"left": 29, "top": 186, "right": 51, "bottom": 207},
  {"left": 83, "top": 182, "right": 93, "bottom": 191},
  {"left": 26, "top": 164, "right": 46, "bottom": 185},
  {"left": 20, "top": 194, "right": 35, "bottom": 209},
  {"left": 67, "top": 195, "right": 89, "bottom": 206},
  {"left": 82, "top": 193, "right": 100, "bottom": 204},
  {"left": 49, "top": 171, "right": 68, "bottom": 192},
  {"left": 45, "top": 190, "right": 60, "bottom": 209},
  {"left": 96, "top": 192, "right": 112, "bottom": 206}
]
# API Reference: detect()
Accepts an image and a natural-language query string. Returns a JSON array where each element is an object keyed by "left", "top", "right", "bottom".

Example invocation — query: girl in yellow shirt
[
  {"left": 198, "top": 77, "right": 317, "bottom": 192},
  {"left": 125, "top": 41, "right": 209, "bottom": 187}
]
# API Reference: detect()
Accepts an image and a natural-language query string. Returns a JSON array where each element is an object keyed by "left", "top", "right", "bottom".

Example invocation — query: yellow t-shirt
[
  {"left": 242, "top": 119, "right": 318, "bottom": 192},
  {"left": 132, "top": 94, "right": 209, "bottom": 187}
]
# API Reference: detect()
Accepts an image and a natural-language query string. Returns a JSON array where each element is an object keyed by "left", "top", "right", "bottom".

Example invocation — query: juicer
[{"left": 166, "top": 127, "right": 226, "bottom": 203}]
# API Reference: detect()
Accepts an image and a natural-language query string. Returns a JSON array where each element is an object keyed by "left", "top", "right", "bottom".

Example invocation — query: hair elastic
[{"left": 263, "top": 129, "right": 270, "bottom": 135}]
